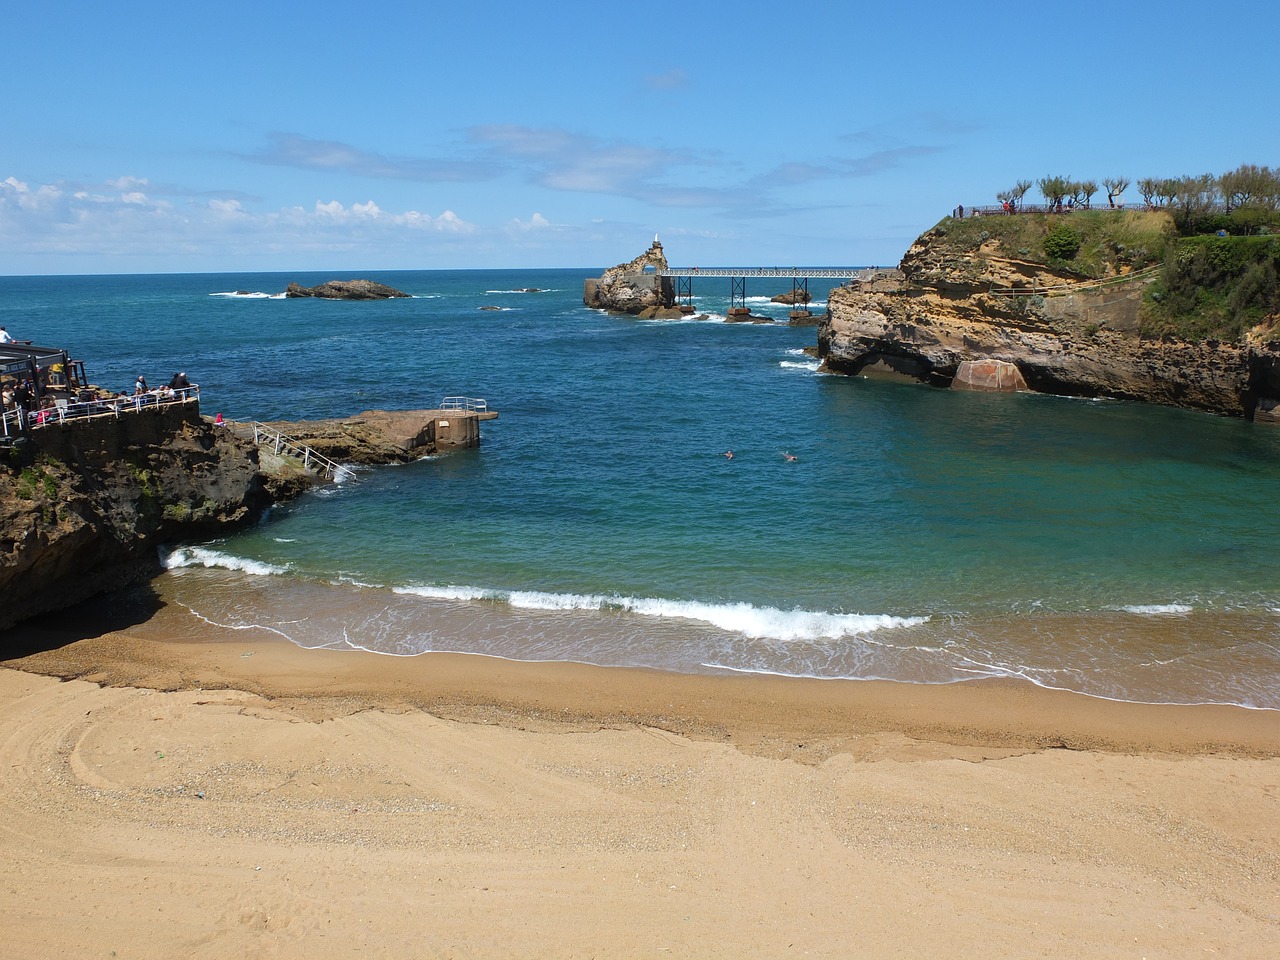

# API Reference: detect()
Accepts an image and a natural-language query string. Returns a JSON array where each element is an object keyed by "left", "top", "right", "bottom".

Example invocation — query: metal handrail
[
  {"left": 986, "top": 265, "right": 1161, "bottom": 298},
  {"left": 661, "top": 267, "right": 872, "bottom": 279},
  {"left": 440, "top": 396, "right": 488, "bottom": 413},
  {"left": 220, "top": 418, "right": 355, "bottom": 483}
]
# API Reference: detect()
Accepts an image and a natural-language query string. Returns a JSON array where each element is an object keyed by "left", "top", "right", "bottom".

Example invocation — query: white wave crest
[
  {"left": 622, "top": 597, "right": 926, "bottom": 640},
  {"left": 780, "top": 360, "right": 820, "bottom": 372},
  {"left": 1117, "top": 604, "right": 1194, "bottom": 616},
  {"left": 161, "top": 545, "right": 287, "bottom": 576},
  {"left": 393, "top": 583, "right": 493, "bottom": 602},
  {"left": 391, "top": 582, "right": 925, "bottom": 641},
  {"left": 209, "top": 290, "right": 285, "bottom": 299}
]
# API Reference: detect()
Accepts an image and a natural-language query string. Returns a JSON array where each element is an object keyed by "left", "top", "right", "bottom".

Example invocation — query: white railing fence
[
  {"left": 1, "top": 386, "right": 200, "bottom": 439},
  {"left": 440, "top": 396, "right": 488, "bottom": 413}
]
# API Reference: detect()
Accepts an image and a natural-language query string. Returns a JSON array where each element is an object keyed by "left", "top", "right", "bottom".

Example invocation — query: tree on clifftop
[
  {"left": 1038, "top": 175, "right": 1072, "bottom": 209},
  {"left": 1103, "top": 177, "right": 1130, "bottom": 208},
  {"left": 1073, "top": 180, "right": 1100, "bottom": 209}
]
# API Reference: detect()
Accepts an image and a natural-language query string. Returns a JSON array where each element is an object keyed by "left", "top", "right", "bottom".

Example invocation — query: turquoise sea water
[{"left": 4, "top": 269, "right": 1280, "bottom": 707}]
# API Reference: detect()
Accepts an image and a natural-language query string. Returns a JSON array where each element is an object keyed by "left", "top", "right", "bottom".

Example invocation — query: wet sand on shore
[{"left": 2, "top": 623, "right": 1278, "bottom": 959}]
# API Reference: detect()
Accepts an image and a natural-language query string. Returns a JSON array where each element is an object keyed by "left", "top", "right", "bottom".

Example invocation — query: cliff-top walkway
[{"left": 1, "top": 386, "right": 201, "bottom": 443}]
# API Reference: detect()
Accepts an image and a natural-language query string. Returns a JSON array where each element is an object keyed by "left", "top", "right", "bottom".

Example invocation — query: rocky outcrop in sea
[
  {"left": 583, "top": 239, "right": 675, "bottom": 315},
  {"left": 286, "top": 279, "right": 410, "bottom": 300}
]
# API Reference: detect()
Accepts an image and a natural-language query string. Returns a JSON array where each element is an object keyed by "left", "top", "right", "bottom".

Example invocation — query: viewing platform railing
[
  {"left": 440, "top": 396, "right": 489, "bottom": 413},
  {"left": 1, "top": 386, "right": 200, "bottom": 440}
]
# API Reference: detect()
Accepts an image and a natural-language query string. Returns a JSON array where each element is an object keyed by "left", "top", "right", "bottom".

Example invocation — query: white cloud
[
  {"left": 508, "top": 212, "right": 552, "bottom": 232},
  {"left": 0, "top": 175, "right": 477, "bottom": 264}
]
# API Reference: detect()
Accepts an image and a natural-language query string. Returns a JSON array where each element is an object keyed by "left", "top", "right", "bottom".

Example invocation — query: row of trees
[{"left": 995, "top": 165, "right": 1280, "bottom": 216}]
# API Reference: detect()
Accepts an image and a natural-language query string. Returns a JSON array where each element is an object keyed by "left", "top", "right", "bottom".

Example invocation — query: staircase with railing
[{"left": 221, "top": 419, "right": 355, "bottom": 482}]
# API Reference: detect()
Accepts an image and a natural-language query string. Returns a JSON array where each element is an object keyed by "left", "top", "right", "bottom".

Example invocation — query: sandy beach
[{"left": 2, "top": 619, "right": 1278, "bottom": 959}]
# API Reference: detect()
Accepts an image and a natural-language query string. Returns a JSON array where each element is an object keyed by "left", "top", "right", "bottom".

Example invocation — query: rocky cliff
[
  {"left": 819, "top": 213, "right": 1280, "bottom": 420},
  {"left": 0, "top": 406, "right": 271, "bottom": 630},
  {"left": 0, "top": 406, "right": 482, "bottom": 632},
  {"left": 583, "top": 238, "right": 679, "bottom": 316}
]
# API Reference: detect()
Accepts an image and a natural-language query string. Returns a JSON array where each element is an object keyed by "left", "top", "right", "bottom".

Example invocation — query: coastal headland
[{"left": 819, "top": 209, "right": 1280, "bottom": 421}]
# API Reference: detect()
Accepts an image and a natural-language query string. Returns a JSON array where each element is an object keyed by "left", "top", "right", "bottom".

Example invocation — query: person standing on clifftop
[{"left": 13, "top": 381, "right": 32, "bottom": 431}]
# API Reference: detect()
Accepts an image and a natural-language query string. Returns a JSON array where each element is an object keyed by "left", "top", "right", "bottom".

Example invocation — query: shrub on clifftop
[{"left": 1043, "top": 223, "right": 1083, "bottom": 261}]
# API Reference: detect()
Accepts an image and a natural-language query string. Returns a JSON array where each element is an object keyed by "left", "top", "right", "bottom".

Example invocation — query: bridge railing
[{"left": 661, "top": 267, "right": 871, "bottom": 279}]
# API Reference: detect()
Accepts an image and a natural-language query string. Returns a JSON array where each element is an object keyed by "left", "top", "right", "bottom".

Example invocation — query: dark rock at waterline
[
  {"left": 285, "top": 280, "right": 410, "bottom": 300},
  {"left": 772, "top": 289, "right": 812, "bottom": 305}
]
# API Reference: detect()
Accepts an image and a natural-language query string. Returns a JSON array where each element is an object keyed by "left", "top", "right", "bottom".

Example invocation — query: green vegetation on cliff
[
  {"left": 933, "top": 206, "right": 1280, "bottom": 342},
  {"left": 934, "top": 209, "right": 1174, "bottom": 278},
  {"left": 1145, "top": 235, "right": 1280, "bottom": 341}
]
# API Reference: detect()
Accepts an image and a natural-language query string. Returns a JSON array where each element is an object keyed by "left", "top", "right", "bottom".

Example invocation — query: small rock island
[{"left": 286, "top": 279, "right": 410, "bottom": 300}]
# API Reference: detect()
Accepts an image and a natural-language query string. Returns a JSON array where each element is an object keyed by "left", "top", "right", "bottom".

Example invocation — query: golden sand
[{"left": 1, "top": 623, "right": 1277, "bottom": 959}]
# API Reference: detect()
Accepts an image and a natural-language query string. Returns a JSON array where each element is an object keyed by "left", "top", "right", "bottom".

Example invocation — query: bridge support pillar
[
  {"left": 727, "top": 276, "right": 750, "bottom": 318},
  {"left": 675, "top": 276, "right": 696, "bottom": 314},
  {"left": 789, "top": 277, "right": 813, "bottom": 322}
]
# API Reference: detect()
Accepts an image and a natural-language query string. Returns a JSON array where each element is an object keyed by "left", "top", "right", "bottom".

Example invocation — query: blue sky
[{"left": 3, "top": 0, "right": 1277, "bottom": 275}]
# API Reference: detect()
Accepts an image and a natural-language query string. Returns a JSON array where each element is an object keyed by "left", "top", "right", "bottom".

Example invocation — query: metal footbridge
[{"left": 658, "top": 266, "right": 880, "bottom": 313}]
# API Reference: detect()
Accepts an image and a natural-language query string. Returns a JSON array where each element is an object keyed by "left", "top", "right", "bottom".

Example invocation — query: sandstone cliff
[{"left": 819, "top": 212, "right": 1280, "bottom": 420}]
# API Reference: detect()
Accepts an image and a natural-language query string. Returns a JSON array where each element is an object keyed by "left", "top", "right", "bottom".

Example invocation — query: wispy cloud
[
  {"left": 246, "top": 133, "right": 500, "bottom": 183},
  {"left": 240, "top": 125, "right": 941, "bottom": 219},
  {"left": 644, "top": 68, "right": 689, "bottom": 91},
  {"left": 0, "top": 175, "right": 475, "bottom": 263},
  {"left": 835, "top": 145, "right": 944, "bottom": 177}
]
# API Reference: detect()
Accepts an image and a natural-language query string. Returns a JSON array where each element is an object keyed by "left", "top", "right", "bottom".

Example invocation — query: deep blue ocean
[{"left": 4, "top": 268, "right": 1280, "bottom": 708}]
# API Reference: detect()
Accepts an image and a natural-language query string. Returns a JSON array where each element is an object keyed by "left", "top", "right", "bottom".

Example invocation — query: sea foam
[
  {"left": 1117, "top": 604, "right": 1194, "bottom": 616},
  {"left": 161, "top": 545, "right": 287, "bottom": 577},
  {"left": 396, "top": 583, "right": 925, "bottom": 641}
]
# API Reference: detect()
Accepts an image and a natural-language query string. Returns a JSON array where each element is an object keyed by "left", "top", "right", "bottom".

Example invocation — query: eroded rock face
[
  {"left": 260, "top": 410, "right": 443, "bottom": 465},
  {"left": 0, "top": 406, "right": 487, "bottom": 632},
  {"left": 818, "top": 232, "right": 1280, "bottom": 419},
  {"left": 952, "top": 359, "right": 1029, "bottom": 392},
  {"left": 0, "top": 408, "right": 271, "bottom": 631},
  {"left": 583, "top": 240, "right": 673, "bottom": 314},
  {"left": 286, "top": 280, "right": 410, "bottom": 300}
]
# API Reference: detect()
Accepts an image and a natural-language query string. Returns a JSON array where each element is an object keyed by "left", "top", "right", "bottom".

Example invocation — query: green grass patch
[{"left": 935, "top": 209, "right": 1174, "bottom": 278}]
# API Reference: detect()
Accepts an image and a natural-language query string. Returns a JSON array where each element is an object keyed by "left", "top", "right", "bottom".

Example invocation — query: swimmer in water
[
  {"left": 725, "top": 450, "right": 734, "bottom": 460},
  {"left": 783, "top": 452, "right": 798, "bottom": 462}
]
